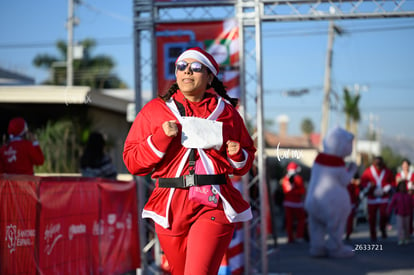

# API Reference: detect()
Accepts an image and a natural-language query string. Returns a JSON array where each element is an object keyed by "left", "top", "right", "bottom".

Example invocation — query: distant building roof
[
  {"left": 0, "top": 85, "right": 157, "bottom": 117},
  {"left": 0, "top": 85, "right": 134, "bottom": 114},
  {"left": 265, "top": 131, "right": 319, "bottom": 149},
  {"left": 0, "top": 67, "right": 35, "bottom": 85},
  {"left": 356, "top": 140, "right": 381, "bottom": 156}
]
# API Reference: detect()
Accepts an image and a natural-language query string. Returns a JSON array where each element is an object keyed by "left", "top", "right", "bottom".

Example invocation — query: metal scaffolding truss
[
  {"left": 261, "top": 0, "right": 414, "bottom": 21},
  {"left": 132, "top": 1, "right": 414, "bottom": 274}
]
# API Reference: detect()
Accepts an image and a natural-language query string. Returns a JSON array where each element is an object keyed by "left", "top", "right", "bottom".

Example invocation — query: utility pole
[
  {"left": 67, "top": 0, "right": 74, "bottom": 87},
  {"left": 320, "top": 21, "right": 342, "bottom": 149}
]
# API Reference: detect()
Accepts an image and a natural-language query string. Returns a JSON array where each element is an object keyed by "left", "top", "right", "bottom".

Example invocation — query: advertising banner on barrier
[
  {"left": 155, "top": 19, "right": 240, "bottom": 100},
  {"left": 0, "top": 176, "right": 140, "bottom": 275},
  {"left": 98, "top": 181, "right": 140, "bottom": 274},
  {"left": 1, "top": 175, "right": 39, "bottom": 275},
  {"left": 38, "top": 178, "right": 100, "bottom": 274}
]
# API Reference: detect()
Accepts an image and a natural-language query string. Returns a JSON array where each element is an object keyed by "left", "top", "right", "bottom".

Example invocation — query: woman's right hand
[{"left": 162, "top": 120, "right": 178, "bottom": 137}]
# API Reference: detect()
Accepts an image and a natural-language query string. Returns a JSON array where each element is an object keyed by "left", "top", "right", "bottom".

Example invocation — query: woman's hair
[
  {"left": 397, "top": 180, "right": 408, "bottom": 193},
  {"left": 159, "top": 74, "right": 238, "bottom": 108},
  {"left": 402, "top": 158, "right": 411, "bottom": 166},
  {"left": 80, "top": 131, "right": 105, "bottom": 168}
]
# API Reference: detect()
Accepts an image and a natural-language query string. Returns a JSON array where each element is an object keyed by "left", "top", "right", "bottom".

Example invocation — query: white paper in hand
[{"left": 181, "top": 117, "right": 223, "bottom": 149}]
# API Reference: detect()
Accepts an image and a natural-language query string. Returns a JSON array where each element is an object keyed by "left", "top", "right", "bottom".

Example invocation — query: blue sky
[{"left": 1, "top": 0, "right": 414, "bottom": 141}]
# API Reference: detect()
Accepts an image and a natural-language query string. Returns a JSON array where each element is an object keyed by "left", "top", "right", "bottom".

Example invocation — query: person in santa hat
[
  {"left": 123, "top": 47, "right": 256, "bottom": 275},
  {"left": 281, "top": 161, "right": 306, "bottom": 243},
  {"left": 0, "top": 117, "right": 44, "bottom": 175},
  {"left": 360, "top": 156, "right": 396, "bottom": 241}
]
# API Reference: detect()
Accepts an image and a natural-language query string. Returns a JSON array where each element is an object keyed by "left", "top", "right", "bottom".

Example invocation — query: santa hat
[
  {"left": 287, "top": 162, "right": 301, "bottom": 175},
  {"left": 175, "top": 47, "right": 219, "bottom": 76},
  {"left": 8, "top": 117, "right": 28, "bottom": 137}
]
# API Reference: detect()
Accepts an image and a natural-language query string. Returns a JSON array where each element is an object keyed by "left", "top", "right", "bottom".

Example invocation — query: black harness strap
[
  {"left": 158, "top": 99, "right": 226, "bottom": 189},
  {"left": 158, "top": 174, "right": 227, "bottom": 189}
]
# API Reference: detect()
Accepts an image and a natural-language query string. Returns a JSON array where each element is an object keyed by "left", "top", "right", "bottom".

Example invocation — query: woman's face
[
  {"left": 176, "top": 58, "right": 213, "bottom": 101},
  {"left": 402, "top": 161, "right": 410, "bottom": 171}
]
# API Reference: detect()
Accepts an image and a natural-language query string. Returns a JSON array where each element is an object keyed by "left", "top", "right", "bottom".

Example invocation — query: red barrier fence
[{"left": 0, "top": 175, "right": 140, "bottom": 275}]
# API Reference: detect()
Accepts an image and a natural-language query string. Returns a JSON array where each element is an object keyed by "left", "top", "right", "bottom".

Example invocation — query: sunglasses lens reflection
[{"left": 176, "top": 61, "right": 203, "bottom": 73}]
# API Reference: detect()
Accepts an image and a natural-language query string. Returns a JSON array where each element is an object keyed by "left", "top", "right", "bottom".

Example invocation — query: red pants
[
  {"left": 346, "top": 207, "right": 357, "bottom": 237},
  {"left": 284, "top": 206, "right": 306, "bottom": 242},
  {"left": 367, "top": 203, "right": 388, "bottom": 241},
  {"left": 156, "top": 210, "right": 235, "bottom": 275}
]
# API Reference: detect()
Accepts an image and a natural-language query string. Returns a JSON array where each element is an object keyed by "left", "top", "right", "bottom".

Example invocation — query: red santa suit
[
  {"left": 123, "top": 90, "right": 256, "bottom": 274},
  {"left": 360, "top": 164, "right": 395, "bottom": 241},
  {"left": 0, "top": 117, "right": 44, "bottom": 175},
  {"left": 346, "top": 178, "right": 360, "bottom": 239},
  {"left": 281, "top": 162, "right": 306, "bottom": 243}
]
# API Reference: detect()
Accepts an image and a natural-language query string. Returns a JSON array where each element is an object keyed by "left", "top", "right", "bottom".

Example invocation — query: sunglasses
[{"left": 176, "top": 61, "right": 204, "bottom": 73}]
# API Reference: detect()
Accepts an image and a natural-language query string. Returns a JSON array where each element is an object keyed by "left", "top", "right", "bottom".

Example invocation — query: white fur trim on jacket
[{"left": 143, "top": 96, "right": 252, "bottom": 228}]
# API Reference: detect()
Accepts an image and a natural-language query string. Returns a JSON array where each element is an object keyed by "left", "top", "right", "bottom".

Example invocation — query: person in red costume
[
  {"left": 281, "top": 161, "right": 306, "bottom": 243},
  {"left": 123, "top": 47, "right": 256, "bottom": 275},
  {"left": 345, "top": 171, "right": 360, "bottom": 241},
  {"left": 395, "top": 158, "right": 414, "bottom": 235},
  {"left": 387, "top": 180, "right": 414, "bottom": 245},
  {"left": 360, "top": 156, "right": 396, "bottom": 241},
  {"left": 0, "top": 117, "right": 44, "bottom": 175}
]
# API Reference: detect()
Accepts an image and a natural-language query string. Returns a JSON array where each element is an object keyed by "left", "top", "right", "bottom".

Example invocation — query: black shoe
[{"left": 381, "top": 230, "right": 388, "bottom": 239}]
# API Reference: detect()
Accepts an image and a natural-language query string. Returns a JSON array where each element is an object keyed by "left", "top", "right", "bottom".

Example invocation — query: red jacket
[
  {"left": 387, "top": 192, "right": 414, "bottom": 217},
  {"left": 360, "top": 165, "right": 395, "bottom": 204},
  {"left": 123, "top": 91, "right": 256, "bottom": 228},
  {"left": 347, "top": 182, "right": 360, "bottom": 205},
  {"left": 281, "top": 174, "right": 305, "bottom": 207},
  {"left": 0, "top": 137, "right": 44, "bottom": 175}
]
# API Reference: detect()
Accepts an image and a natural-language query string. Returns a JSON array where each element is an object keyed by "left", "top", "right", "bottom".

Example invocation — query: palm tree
[
  {"left": 33, "top": 39, "right": 126, "bottom": 88},
  {"left": 301, "top": 118, "right": 314, "bottom": 146},
  {"left": 342, "top": 87, "right": 361, "bottom": 136},
  {"left": 343, "top": 87, "right": 361, "bottom": 161}
]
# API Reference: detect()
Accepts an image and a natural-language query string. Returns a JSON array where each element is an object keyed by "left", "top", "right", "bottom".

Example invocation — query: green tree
[
  {"left": 33, "top": 39, "right": 127, "bottom": 89},
  {"left": 34, "top": 119, "right": 86, "bottom": 173},
  {"left": 342, "top": 87, "right": 361, "bottom": 136},
  {"left": 381, "top": 146, "right": 405, "bottom": 174},
  {"left": 301, "top": 118, "right": 314, "bottom": 146},
  {"left": 301, "top": 118, "right": 314, "bottom": 136}
]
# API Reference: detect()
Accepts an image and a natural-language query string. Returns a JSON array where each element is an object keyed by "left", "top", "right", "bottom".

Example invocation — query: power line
[
  {"left": 0, "top": 37, "right": 133, "bottom": 49},
  {"left": 78, "top": 0, "right": 132, "bottom": 24},
  {"left": 1, "top": 23, "right": 413, "bottom": 50}
]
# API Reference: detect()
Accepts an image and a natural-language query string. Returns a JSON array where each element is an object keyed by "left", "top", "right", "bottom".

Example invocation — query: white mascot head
[{"left": 322, "top": 126, "right": 354, "bottom": 158}]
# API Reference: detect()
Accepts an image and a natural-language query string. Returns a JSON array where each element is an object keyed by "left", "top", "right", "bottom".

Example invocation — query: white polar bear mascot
[{"left": 304, "top": 126, "right": 358, "bottom": 258}]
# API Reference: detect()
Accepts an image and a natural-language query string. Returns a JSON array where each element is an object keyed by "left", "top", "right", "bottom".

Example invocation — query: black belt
[{"left": 158, "top": 174, "right": 227, "bottom": 188}]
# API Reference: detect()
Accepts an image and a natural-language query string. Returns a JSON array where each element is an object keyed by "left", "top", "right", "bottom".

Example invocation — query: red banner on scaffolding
[
  {"left": 0, "top": 175, "right": 140, "bottom": 275},
  {"left": 155, "top": 19, "right": 240, "bottom": 100}
]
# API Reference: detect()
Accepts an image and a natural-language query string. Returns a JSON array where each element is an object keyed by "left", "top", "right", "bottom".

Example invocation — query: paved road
[{"left": 267, "top": 222, "right": 414, "bottom": 275}]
